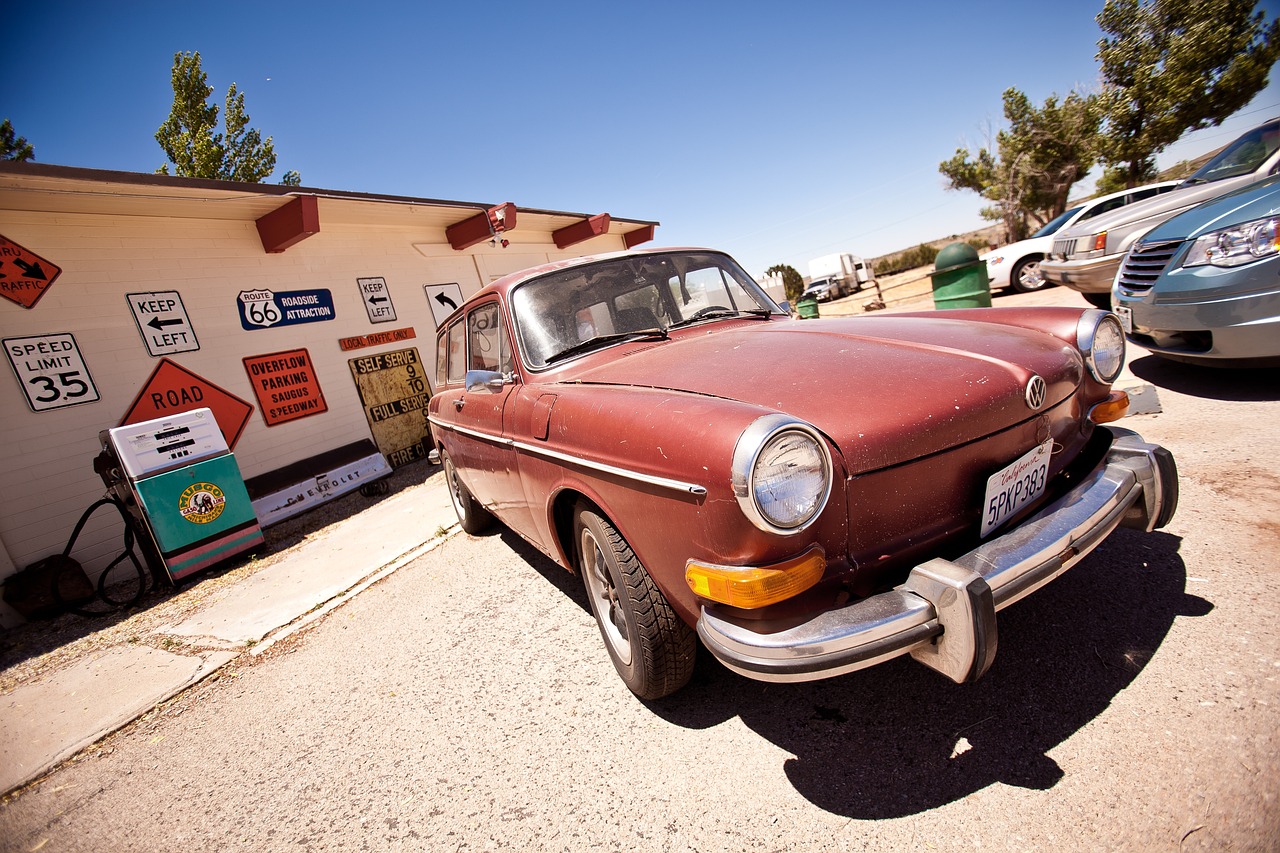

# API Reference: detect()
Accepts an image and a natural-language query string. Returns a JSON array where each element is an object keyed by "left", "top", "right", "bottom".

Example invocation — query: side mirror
[
  {"left": 778, "top": 300, "right": 791, "bottom": 314},
  {"left": 465, "top": 369, "right": 510, "bottom": 392}
]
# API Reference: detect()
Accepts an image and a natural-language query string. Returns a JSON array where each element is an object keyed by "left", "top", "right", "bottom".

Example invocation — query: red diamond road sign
[
  {"left": 120, "top": 358, "right": 254, "bottom": 449},
  {"left": 0, "top": 235, "right": 63, "bottom": 309}
]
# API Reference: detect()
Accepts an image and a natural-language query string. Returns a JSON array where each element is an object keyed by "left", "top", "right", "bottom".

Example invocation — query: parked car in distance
[
  {"left": 982, "top": 181, "right": 1180, "bottom": 293},
  {"left": 802, "top": 277, "right": 844, "bottom": 302},
  {"left": 1042, "top": 117, "right": 1280, "bottom": 307},
  {"left": 429, "top": 248, "right": 1178, "bottom": 699},
  {"left": 1113, "top": 174, "right": 1280, "bottom": 367}
]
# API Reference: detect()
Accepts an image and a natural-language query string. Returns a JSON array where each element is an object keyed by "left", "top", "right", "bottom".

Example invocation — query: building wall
[{"left": 0, "top": 205, "right": 624, "bottom": 626}]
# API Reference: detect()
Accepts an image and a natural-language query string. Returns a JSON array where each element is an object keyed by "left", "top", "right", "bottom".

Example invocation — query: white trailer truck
[{"left": 806, "top": 253, "right": 875, "bottom": 301}]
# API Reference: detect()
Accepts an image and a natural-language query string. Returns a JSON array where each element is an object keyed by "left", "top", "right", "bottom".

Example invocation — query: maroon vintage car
[{"left": 428, "top": 248, "right": 1177, "bottom": 699}]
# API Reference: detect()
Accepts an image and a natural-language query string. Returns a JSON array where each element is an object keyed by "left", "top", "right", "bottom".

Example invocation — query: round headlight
[
  {"left": 732, "top": 415, "right": 832, "bottom": 534},
  {"left": 1077, "top": 310, "right": 1125, "bottom": 383}
]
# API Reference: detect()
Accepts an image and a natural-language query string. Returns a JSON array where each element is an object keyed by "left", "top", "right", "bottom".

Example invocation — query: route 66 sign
[{"left": 238, "top": 288, "right": 335, "bottom": 331}]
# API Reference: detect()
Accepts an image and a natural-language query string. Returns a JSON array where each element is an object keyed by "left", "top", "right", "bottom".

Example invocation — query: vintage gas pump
[{"left": 97, "top": 407, "right": 263, "bottom": 584}]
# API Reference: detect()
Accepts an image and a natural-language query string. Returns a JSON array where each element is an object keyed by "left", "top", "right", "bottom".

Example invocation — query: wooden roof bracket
[{"left": 256, "top": 195, "right": 320, "bottom": 254}]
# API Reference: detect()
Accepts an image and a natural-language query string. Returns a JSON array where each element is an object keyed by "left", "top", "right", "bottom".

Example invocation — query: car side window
[
  {"left": 436, "top": 327, "right": 451, "bottom": 388},
  {"left": 446, "top": 320, "right": 467, "bottom": 385},
  {"left": 467, "top": 303, "right": 510, "bottom": 374}
]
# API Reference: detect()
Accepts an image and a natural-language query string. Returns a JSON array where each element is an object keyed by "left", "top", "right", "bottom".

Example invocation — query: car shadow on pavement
[
  {"left": 498, "top": 530, "right": 592, "bottom": 614},
  {"left": 1128, "top": 354, "right": 1280, "bottom": 401},
  {"left": 647, "top": 528, "right": 1210, "bottom": 818}
]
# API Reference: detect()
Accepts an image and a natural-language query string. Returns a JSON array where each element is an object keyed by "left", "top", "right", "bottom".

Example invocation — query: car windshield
[
  {"left": 511, "top": 251, "right": 779, "bottom": 369},
  {"left": 1031, "top": 205, "right": 1084, "bottom": 238},
  {"left": 1186, "top": 120, "right": 1280, "bottom": 183}
]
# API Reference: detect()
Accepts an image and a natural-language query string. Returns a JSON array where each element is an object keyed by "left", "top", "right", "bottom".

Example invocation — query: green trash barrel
[
  {"left": 796, "top": 295, "right": 820, "bottom": 319},
  {"left": 930, "top": 242, "right": 992, "bottom": 309}
]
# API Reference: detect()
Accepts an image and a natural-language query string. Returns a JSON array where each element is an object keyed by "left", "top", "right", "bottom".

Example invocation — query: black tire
[
  {"left": 441, "top": 449, "right": 494, "bottom": 535},
  {"left": 575, "top": 505, "right": 695, "bottom": 700},
  {"left": 1083, "top": 291, "right": 1113, "bottom": 309},
  {"left": 1009, "top": 256, "right": 1052, "bottom": 293}
]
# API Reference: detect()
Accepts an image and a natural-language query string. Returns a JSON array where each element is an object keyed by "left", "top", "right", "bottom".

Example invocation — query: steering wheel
[{"left": 688, "top": 305, "right": 732, "bottom": 321}]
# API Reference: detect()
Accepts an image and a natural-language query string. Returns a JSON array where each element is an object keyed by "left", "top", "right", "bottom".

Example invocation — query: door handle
[{"left": 454, "top": 398, "right": 465, "bottom": 411}]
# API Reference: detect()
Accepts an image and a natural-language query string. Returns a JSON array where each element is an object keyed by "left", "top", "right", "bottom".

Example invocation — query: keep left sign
[{"left": 127, "top": 291, "right": 200, "bottom": 357}]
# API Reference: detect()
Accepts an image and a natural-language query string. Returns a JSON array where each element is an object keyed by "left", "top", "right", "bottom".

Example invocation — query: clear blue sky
[{"left": 4, "top": 0, "right": 1279, "bottom": 278}]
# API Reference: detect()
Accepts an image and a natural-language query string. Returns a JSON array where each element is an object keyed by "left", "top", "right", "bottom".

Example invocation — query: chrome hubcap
[{"left": 581, "top": 529, "right": 631, "bottom": 665}]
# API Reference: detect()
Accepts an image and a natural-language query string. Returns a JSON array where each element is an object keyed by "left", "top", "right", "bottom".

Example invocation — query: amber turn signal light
[
  {"left": 686, "top": 546, "right": 825, "bottom": 609},
  {"left": 1089, "top": 390, "right": 1130, "bottom": 424}
]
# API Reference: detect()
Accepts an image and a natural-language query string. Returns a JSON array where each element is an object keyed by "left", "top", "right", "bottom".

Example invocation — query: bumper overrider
[{"left": 697, "top": 426, "right": 1178, "bottom": 685}]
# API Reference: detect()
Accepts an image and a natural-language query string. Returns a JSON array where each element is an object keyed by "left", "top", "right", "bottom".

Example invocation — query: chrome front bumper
[
  {"left": 1040, "top": 254, "right": 1122, "bottom": 293},
  {"left": 697, "top": 427, "right": 1178, "bottom": 685}
]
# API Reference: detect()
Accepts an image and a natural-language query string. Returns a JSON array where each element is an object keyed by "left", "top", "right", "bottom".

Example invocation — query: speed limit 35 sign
[{"left": 4, "top": 332, "right": 101, "bottom": 412}]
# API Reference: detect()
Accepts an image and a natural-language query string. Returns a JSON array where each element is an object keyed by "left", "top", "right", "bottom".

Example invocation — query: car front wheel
[
  {"left": 442, "top": 449, "right": 493, "bottom": 535},
  {"left": 575, "top": 505, "right": 695, "bottom": 700},
  {"left": 1010, "top": 256, "right": 1051, "bottom": 293}
]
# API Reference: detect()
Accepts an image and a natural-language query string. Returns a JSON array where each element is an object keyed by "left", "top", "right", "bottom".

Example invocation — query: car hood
[
  {"left": 1143, "top": 175, "right": 1280, "bottom": 243},
  {"left": 1052, "top": 174, "right": 1262, "bottom": 242},
  {"left": 566, "top": 316, "right": 1082, "bottom": 474}
]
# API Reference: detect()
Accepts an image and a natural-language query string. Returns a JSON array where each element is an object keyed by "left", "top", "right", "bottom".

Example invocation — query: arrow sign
[
  {"left": 13, "top": 259, "right": 48, "bottom": 280},
  {"left": 127, "top": 291, "right": 200, "bottom": 357},
  {"left": 424, "top": 282, "right": 466, "bottom": 328},
  {"left": 357, "top": 276, "right": 397, "bottom": 324},
  {"left": 0, "top": 234, "right": 63, "bottom": 308}
]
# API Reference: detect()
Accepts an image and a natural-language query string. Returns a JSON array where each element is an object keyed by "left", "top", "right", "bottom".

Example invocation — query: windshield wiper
[
  {"left": 668, "top": 307, "right": 772, "bottom": 329},
  {"left": 545, "top": 328, "right": 668, "bottom": 364}
]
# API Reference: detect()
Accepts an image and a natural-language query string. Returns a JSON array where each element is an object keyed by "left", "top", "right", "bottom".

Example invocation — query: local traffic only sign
[
  {"left": 127, "top": 291, "right": 199, "bottom": 356},
  {"left": 357, "top": 277, "right": 397, "bottom": 324}
]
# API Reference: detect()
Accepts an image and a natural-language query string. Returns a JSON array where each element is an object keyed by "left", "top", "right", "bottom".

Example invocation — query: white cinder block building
[{"left": 0, "top": 162, "right": 658, "bottom": 626}]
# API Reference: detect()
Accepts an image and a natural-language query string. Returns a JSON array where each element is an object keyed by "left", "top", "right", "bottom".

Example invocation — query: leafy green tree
[
  {"left": 765, "top": 263, "right": 805, "bottom": 304},
  {"left": 155, "top": 51, "right": 293, "bottom": 183},
  {"left": 940, "top": 88, "right": 1100, "bottom": 241},
  {"left": 1, "top": 119, "right": 34, "bottom": 161},
  {"left": 1096, "top": 0, "right": 1280, "bottom": 187}
]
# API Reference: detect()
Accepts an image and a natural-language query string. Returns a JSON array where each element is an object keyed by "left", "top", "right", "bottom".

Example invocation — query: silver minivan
[{"left": 1041, "top": 117, "right": 1280, "bottom": 307}]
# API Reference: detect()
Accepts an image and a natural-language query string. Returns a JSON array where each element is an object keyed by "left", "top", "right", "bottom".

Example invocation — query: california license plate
[{"left": 981, "top": 439, "right": 1052, "bottom": 538}]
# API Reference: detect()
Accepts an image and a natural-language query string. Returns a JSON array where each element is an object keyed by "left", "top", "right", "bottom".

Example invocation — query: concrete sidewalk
[{"left": 0, "top": 474, "right": 458, "bottom": 795}]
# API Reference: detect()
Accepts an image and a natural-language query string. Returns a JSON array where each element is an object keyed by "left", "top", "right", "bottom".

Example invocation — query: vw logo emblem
[{"left": 1025, "top": 375, "right": 1047, "bottom": 410}]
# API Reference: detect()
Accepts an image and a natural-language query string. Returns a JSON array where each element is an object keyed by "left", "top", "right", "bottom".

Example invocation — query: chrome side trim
[
  {"left": 698, "top": 426, "right": 1176, "bottom": 684},
  {"left": 428, "top": 414, "right": 707, "bottom": 497}
]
